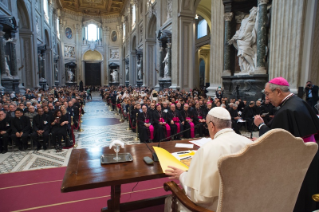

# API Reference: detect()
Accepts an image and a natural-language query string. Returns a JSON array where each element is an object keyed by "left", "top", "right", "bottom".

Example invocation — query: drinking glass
[{"left": 113, "top": 144, "right": 121, "bottom": 161}]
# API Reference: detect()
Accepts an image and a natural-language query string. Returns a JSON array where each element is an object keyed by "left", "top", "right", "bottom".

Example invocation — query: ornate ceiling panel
[{"left": 60, "top": 0, "right": 125, "bottom": 16}]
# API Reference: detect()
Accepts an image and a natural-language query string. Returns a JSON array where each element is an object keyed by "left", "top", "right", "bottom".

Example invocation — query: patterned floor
[
  {"left": 0, "top": 92, "right": 258, "bottom": 174},
  {"left": 0, "top": 92, "right": 138, "bottom": 174}
]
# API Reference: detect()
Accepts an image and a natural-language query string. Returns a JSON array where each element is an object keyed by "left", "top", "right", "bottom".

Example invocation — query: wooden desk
[{"left": 61, "top": 140, "right": 196, "bottom": 212}]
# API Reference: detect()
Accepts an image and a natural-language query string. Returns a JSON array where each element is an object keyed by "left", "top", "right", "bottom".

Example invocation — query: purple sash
[
  {"left": 172, "top": 117, "right": 180, "bottom": 133},
  {"left": 159, "top": 118, "right": 171, "bottom": 138},
  {"left": 303, "top": 134, "right": 315, "bottom": 143},
  {"left": 145, "top": 119, "right": 154, "bottom": 140},
  {"left": 186, "top": 117, "right": 195, "bottom": 138}
]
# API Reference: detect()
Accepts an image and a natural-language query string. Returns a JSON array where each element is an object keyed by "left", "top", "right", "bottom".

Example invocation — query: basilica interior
[
  {"left": 0, "top": 0, "right": 316, "bottom": 97},
  {"left": 1, "top": 0, "right": 319, "bottom": 211}
]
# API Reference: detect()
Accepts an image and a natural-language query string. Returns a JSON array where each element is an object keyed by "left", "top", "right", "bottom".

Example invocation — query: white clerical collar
[
  {"left": 214, "top": 128, "right": 234, "bottom": 139},
  {"left": 281, "top": 93, "right": 294, "bottom": 104}
]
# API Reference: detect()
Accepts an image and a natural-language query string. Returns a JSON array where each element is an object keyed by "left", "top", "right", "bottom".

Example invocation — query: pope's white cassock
[{"left": 165, "top": 128, "right": 252, "bottom": 212}]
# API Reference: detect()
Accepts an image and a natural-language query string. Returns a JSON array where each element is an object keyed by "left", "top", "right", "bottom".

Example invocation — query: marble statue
[
  {"left": 3, "top": 57, "right": 12, "bottom": 78},
  {"left": 137, "top": 60, "right": 142, "bottom": 80},
  {"left": 125, "top": 66, "right": 129, "bottom": 81},
  {"left": 163, "top": 52, "right": 169, "bottom": 78},
  {"left": 111, "top": 70, "right": 119, "bottom": 82},
  {"left": 67, "top": 69, "right": 74, "bottom": 82},
  {"left": 55, "top": 67, "right": 59, "bottom": 81},
  {"left": 228, "top": 7, "right": 258, "bottom": 74}
]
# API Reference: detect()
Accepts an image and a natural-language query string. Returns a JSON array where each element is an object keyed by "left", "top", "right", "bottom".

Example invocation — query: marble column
[
  {"left": 206, "top": 0, "right": 224, "bottom": 97},
  {"left": 9, "top": 38, "right": 20, "bottom": 93},
  {"left": 102, "top": 26, "right": 109, "bottom": 86},
  {"left": 254, "top": 0, "right": 268, "bottom": 74},
  {"left": 222, "top": 12, "right": 233, "bottom": 76},
  {"left": 268, "top": 0, "right": 307, "bottom": 93},
  {"left": 0, "top": 25, "right": 5, "bottom": 91}
]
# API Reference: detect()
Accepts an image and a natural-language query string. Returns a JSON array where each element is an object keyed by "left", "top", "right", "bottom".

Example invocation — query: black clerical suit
[
  {"left": 167, "top": 110, "right": 184, "bottom": 140},
  {"left": 73, "top": 103, "right": 80, "bottom": 128},
  {"left": 32, "top": 114, "right": 50, "bottom": 150},
  {"left": 229, "top": 108, "right": 241, "bottom": 134},
  {"left": 193, "top": 107, "right": 207, "bottom": 137},
  {"left": 242, "top": 106, "right": 255, "bottom": 132},
  {"left": 181, "top": 109, "right": 195, "bottom": 138},
  {"left": 152, "top": 110, "right": 169, "bottom": 142},
  {"left": 259, "top": 95, "right": 319, "bottom": 212},
  {"left": 0, "top": 116, "right": 11, "bottom": 153},
  {"left": 137, "top": 111, "right": 153, "bottom": 143},
  {"left": 130, "top": 107, "right": 139, "bottom": 133},
  {"left": 11, "top": 116, "right": 31, "bottom": 150},
  {"left": 51, "top": 115, "right": 68, "bottom": 148},
  {"left": 261, "top": 103, "right": 274, "bottom": 125}
]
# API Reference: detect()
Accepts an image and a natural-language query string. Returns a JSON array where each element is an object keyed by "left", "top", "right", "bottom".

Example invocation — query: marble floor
[
  {"left": 0, "top": 92, "right": 258, "bottom": 174},
  {"left": 0, "top": 92, "right": 138, "bottom": 174}
]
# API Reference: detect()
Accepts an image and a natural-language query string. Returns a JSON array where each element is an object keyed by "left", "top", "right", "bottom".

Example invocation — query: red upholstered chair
[{"left": 164, "top": 129, "right": 318, "bottom": 212}]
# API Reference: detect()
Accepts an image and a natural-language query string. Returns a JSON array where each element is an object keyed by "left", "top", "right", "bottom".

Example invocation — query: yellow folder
[{"left": 153, "top": 147, "right": 189, "bottom": 173}]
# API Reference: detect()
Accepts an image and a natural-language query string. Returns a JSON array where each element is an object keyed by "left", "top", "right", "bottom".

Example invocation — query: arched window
[
  {"left": 43, "top": 0, "right": 49, "bottom": 22},
  {"left": 197, "top": 17, "right": 208, "bottom": 39},
  {"left": 123, "top": 23, "right": 126, "bottom": 41},
  {"left": 56, "top": 18, "right": 60, "bottom": 39},
  {"left": 132, "top": 4, "right": 136, "bottom": 29},
  {"left": 84, "top": 24, "right": 100, "bottom": 41}
]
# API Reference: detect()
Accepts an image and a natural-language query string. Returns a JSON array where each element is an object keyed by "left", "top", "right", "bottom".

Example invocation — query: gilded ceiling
[{"left": 59, "top": 0, "right": 125, "bottom": 16}]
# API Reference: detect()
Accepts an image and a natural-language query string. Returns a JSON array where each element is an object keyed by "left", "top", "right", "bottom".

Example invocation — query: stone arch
[
  {"left": 17, "top": 0, "right": 31, "bottom": 30},
  {"left": 147, "top": 15, "right": 157, "bottom": 39},
  {"left": 196, "top": 0, "right": 212, "bottom": 30},
  {"left": 82, "top": 49, "right": 103, "bottom": 61}
]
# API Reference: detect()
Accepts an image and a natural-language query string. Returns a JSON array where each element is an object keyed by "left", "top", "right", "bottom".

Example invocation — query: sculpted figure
[
  {"left": 163, "top": 52, "right": 169, "bottom": 78},
  {"left": 67, "top": 69, "right": 74, "bottom": 82},
  {"left": 228, "top": 7, "right": 258, "bottom": 74},
  {"left": 111, "top": 70, "right": 119, "bottom": 82}
]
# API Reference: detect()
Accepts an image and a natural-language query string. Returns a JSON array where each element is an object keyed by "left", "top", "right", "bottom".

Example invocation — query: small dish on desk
[{"left": 101, "top": 153, "right": 133, "bottom": 164}]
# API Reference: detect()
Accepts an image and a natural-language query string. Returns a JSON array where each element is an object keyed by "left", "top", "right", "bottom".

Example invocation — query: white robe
[{"left": 165, "top": 128, "right": 252, "bottom": 212}]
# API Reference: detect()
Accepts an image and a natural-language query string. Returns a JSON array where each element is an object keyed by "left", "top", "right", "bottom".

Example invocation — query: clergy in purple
[{"left": 254, "top": 77, "right": 319, "bottom": 212}]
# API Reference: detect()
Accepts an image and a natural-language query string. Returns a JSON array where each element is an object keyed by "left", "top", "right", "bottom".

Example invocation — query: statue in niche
[
  {"left": 67, "top": 69, "right": 74, "bottom": 82},
  {"left": 125, "top": 66, "right": 129, "bottom": 81},
  {"left": 55, "top": 67, "right": 59, "bottom": 81},
  {"left": 137, "top": 59, "right": 142, "bottom": 80},
  {"left": 3, "top": 57, "right": 12, "bottom": 78},
  {"left": 111, "top": 69, "right": 119, "bottom": 82},
  {"left": 163, "top": 52, "right": 169, "bottom": 78},
  {"left": 228, "top": 7, "right": 258, "bottom": 74}
]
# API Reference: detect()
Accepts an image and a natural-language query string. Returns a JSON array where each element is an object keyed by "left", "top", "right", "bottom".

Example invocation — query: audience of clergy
[{"left": 0, "top": 86, "right": 87, "bottom": 153}]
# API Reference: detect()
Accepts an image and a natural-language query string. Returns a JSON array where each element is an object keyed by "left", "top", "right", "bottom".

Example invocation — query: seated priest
[
  {"left": 138, "top": 105, "right": 154, "bottom": 143},
  {"left": 31, "top": 107, "right": 50, "bottom": 150},
  {"left": 152, "top": 104, "right": 170, "bottom": 142},
  {"left": 181, "top": 104, "right": 195, "bottom": 139},
  {"left": 0, "top": 110, "right": 11, "bottom": 153},
  {"left": 167, "top": 104, "right": 184, "bottom": 140},
  {"left": 242, "top": 101, "right": 256, "bottom": 132},
  {"left": 229, "top": 103, "right": 241, "bottom": 135},
  {"left": 193, "top": 102, "right": 207, "bottom": 137},
  {"left": 11, "top": 108, "right": 31, "bottom": 151},
  {"left": 130, "top": 103, "right": 141, "bottom": 133},
  {"left": 165, "top": 107, "right": 252, "bottom": 212}
]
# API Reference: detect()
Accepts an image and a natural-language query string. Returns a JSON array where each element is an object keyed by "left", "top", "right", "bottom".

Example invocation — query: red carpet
[{"left": 0, "top": 167, "right": 175, "bottom": 212}]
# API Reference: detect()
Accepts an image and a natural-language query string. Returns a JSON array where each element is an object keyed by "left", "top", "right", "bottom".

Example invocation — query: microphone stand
[{"left": 145, "top": 122, "right": 203, "bottom": 162}]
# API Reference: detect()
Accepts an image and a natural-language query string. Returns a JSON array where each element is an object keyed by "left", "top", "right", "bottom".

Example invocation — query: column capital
[
  {"left": 224, "top": 12, "right": 233, "bottom": 22},
  {"left": 258, "top": 0, "right": 269, "bottom": 5}
]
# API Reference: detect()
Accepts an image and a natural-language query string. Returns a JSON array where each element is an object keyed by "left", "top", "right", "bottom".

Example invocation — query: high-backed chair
[{"left": 164, "top": 129, "right": 318, "bottom": 212}]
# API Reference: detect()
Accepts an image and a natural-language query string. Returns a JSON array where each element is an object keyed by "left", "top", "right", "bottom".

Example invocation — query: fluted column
[
  {"left": 254, "top": 0, "right": 268, "bottom": 74},
  {"left": 159, "top": 41, "right": 164, "bottom": 78},
  {"left": 206, "top": 0, "right": 224, "bottom": 97},
  {"left": 167, "top": 40, "right": 172, "bottom": 77},
  {"left": 0, "top": 25, "right": 5, "bottom": 90},
  {"left": 223, "top": 12, "right": 233, "bottom": 76}
]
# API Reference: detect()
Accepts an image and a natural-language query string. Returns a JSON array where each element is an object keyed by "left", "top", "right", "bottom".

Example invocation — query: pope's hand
[{"left": 165, "top": 166, "right": 185, "bottom": 180}]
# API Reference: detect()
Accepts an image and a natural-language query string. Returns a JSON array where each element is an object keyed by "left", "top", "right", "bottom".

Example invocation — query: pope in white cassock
[{"left": 165, "top": 107, "right": 252, "bottom": 212}]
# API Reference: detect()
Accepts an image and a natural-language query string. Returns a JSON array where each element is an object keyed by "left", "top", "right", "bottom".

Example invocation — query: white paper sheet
[
  {"left": 189, "top": 137, "right": 212, "bottom": 147},
  {"left": 175, "top": 143, "right": 194, "bottom": 148}
]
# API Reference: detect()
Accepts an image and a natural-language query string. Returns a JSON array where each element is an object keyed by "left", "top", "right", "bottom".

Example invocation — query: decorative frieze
[{"left": 64, "top": 45, "right": 75, "bottom": 58}]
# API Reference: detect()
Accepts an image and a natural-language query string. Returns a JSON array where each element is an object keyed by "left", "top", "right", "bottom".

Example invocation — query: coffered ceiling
[{"left": 59, "top": 0, "right": 125, "bottom": 16}]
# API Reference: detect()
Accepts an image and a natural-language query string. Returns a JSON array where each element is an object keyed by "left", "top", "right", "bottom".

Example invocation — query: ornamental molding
[{"left": 224, "top": 12, "right": 233, "bottom": 22}]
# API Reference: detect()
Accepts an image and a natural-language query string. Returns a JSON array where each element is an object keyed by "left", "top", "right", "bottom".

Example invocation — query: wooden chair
[{"left": 164, "top": 129, "right": 318, "bottom": 212}]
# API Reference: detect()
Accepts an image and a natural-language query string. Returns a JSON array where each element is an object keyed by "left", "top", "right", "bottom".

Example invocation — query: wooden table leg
[{"left": 101, "top": 184, "right": 121, "bottom": 212}]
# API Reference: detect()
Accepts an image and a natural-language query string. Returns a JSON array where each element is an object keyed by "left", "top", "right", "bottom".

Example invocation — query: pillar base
[
  {"left": 12, "top": 79, "right": 20, "bottom": 93},
  {"left": 55, "top": 81, "right": 59, "bottom": 86},
  {"left": 159, "top": 78, "right": 172, "bottom": 90},
  {"left": 2, "top": 78, "right": 13, "bottom": 93},
  {"left": 125, "top": 81, "right": 129, "bottom": 87},
  {"left": 66, "top": 82, "right": 77, "bottom": 87},
  {"left": 109, "top": 82, "right": 120, "bottom": 86},
  {"left": 136, "top": 81, "right": 143, "bottom": 87},
  {"left": 19, "top": 83, "right": 26, "bottom": 95},
  {"left": 222, "top": 70, "right": 232, "bottom": 76},
  {"left": 252, "top": 66, "right": 267, "bottom": 75},
  {"left": 39, "top": 79, "right": 47, "bottom": 91},
  {"left": 222, "top": 74, "right": 268, "bottom": 102},
  {"left": 206, "top": 84, "right": 222, "bottom": 97}
]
